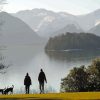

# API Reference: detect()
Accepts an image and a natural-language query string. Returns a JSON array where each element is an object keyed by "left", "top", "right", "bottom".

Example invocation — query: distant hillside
[
  {"left": 45, "top": 33, "right": 100, "bottom": 50},
  {"left": 52, "top": 24, "right": 83, "bottom": 37},
  {"left": 88, "top": 24, "right": 100, "bottom": 36},
  {"left": 13, "top": 8, "right": 78, "bottom": 37},
  {"left": 75, "top": 9, "right": 100, "bottom": 31},
  {"left": 13, "top": 8, "right": 100, "bottom": 37},
  {"left": 0, "top": 12, "right": 44, "bottom": 45}
]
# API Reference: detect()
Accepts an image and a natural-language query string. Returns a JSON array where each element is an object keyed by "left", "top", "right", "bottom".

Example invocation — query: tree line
[{"left": 45, "top": 32, "right": 100, "bottom": 50}]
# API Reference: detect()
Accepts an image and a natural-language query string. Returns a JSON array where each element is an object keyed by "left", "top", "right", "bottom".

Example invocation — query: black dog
[
  {"left": 4, "top": 85, "right": 14, "bottom": 95},
  {"left": 0, "top": 89, "right": 4, "bottom": 94}
]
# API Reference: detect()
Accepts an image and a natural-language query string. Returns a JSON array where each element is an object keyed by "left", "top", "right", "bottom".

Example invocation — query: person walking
[
  {"left": 24, "top": 73, "right": 32, "bottom": 94},
  {"left": 38, "top": 69, "right": 47, "bottom": 94}
]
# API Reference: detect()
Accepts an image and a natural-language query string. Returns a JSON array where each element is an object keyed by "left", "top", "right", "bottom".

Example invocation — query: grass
[{"left": 0, "top": 92, "right": 100, "bottom": 100}]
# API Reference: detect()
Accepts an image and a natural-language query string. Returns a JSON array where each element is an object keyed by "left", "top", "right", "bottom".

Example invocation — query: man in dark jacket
[
  {"left": 38, "top": 69, "right": 47, "bottom": 94},
  {"left": 24, "top": 73, "right": 32, "bottom": 94}
]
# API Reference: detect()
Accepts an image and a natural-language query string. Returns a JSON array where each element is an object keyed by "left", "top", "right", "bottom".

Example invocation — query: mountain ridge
[
  {"left": 12, "top": 8, "right": 100, "bottom": 37},
  {"left": 0, "top": 12, "right": 44, "bottom": 45}
]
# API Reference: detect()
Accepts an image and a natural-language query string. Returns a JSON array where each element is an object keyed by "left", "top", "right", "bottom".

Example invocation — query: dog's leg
[
  {"left": 12, "top": 89, "right": 13, "bottom": 94},
  {"left": 2, "top": 90, "right": 3, "bottom": 94}
]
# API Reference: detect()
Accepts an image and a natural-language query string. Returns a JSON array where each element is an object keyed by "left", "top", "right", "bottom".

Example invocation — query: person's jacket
[
  {"left": 38, "top": 71, "right": 47, "bottom": 83},
  {"left": 24, "top": 75, "right": 32, "bottom": 86}
]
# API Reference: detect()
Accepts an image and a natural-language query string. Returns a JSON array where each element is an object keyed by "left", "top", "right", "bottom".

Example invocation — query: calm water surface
[{"left": 0, "top": 45, "right": 100, "bottom": 93}]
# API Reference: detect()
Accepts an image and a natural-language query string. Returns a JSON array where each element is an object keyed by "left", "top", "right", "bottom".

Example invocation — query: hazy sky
[{"left": 3, "top": 0, "right": 100, "bottom": 15}]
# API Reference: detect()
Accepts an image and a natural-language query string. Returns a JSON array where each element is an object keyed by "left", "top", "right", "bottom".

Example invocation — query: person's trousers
[
  {"left": 39, "top": 82, "right": 44, "bottom": 93},
  {"left": 25, "top": 85, "right": 30, "bottom": 94}
]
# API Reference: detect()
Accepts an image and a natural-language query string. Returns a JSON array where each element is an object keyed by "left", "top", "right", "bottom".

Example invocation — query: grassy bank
[{"left": 0, "top": 92, "right": 100, "bottom": 100}]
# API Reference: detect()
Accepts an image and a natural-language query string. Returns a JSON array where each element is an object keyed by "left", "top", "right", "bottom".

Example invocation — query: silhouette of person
[
  {"left": 24, "top": 73, "right": 32, "bottom": 94},
  {"left": 38, "top": 69, "right": 47, "bottom": 94}
]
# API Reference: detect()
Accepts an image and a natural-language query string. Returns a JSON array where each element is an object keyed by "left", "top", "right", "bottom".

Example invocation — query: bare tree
[{"left": 0, "top": 0, "right": 8, "bottom": 73}]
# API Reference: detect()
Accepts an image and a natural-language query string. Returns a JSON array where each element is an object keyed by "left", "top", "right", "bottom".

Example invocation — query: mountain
[
  {"left": 0, "top": 12, "right": 43, "bottom": 45},
  {"left": 51, "top": 24, "right": 83, "bottom": 37},
  {"left": 88, "top": 24, "right": 100, "bottom": 36},
  {"left": 77, "top": 9, "right": 100, "bottom": 31},
  {"left": 45, "top": 33, "right": 100, "bottom": 50},
  {"left": 13, "top": 8, "right": 78, "bottom": 37},
  {"left": 13, "top": 8, "right": 100, "bottom": 37}
]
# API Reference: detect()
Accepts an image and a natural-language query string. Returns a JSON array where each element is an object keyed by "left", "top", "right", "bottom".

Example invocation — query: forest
[{"left": 45, "top": 33, "right": 100, "bottom": 50}]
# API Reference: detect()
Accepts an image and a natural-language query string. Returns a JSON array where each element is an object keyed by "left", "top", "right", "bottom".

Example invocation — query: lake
[{"left": 0, "top": 45, "right": 100, "bottom": 93}]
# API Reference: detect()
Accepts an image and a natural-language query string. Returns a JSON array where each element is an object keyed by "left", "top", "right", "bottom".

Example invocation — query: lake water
[{"left": 0, "top": 45, "right": 100, "bottom": 93}]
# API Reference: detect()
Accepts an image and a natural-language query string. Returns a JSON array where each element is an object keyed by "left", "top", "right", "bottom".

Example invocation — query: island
[{"left": 45, "top": 32, "right": 100, "bottom": 50}]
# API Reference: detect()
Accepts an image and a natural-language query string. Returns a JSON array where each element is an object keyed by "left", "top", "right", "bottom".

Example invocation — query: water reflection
[{"left": 45, "top": 49, "right": 100, "bottom": 62}]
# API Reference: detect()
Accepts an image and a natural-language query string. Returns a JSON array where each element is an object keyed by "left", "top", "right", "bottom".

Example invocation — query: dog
[
  {"left": 4, "top": 85, "right": 14, "bottom": 95},
  {"left": 0, "top": 89, "right": 4, "bottom": 94}
]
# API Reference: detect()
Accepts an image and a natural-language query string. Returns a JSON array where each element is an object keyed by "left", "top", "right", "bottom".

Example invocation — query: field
[{"left": 0, "top": 92, "right": 100, "bottom": 100}]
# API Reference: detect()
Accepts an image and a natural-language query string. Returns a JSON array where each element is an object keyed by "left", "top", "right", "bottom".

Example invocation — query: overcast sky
[{"left": 3, "top": 0, "right": 100, "bottom": 15}]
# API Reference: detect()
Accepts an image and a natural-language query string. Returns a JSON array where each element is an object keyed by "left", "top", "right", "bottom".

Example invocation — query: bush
[{"left": 60, "top": 58, "right": 100, "bottom": 92}]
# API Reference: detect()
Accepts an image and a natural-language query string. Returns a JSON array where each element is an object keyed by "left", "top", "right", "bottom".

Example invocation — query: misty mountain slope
[
  {"left": 13, "top": 8, "right": 78, "bottom": 37},
  {"left": 51, "top": 24, "right": 83, "bottom": 37},
  {"left": 77, "top": 9, "right": 100, "bottom": 31},
  {"left": 88, "top": 24, "right": 100, "bottom": 36},
  {"left": 13, "top": 8, "right": 100, "bottom": 37},
  {"left": 0, "top": 12, "right": 43, "bottom": 45}
]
